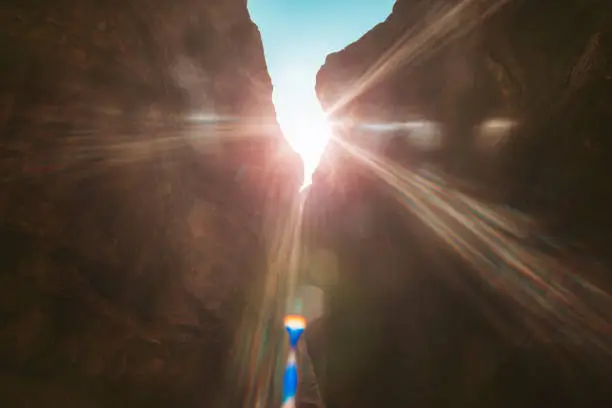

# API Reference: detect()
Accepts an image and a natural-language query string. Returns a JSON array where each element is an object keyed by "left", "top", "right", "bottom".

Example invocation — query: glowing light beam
[{"left": 336, "top": 137, "right": 612, "bottom": 353}]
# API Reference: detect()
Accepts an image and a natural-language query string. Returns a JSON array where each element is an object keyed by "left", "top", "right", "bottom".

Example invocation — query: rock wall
[
  {"left": 0, "top": 0, "right": 299, "bottom": 406},
  {"left": 316, "top": 0, "right": 612, "bottom": 253},
  {"left": 311, "top": 1, "right": 612, "bottom": 407}
]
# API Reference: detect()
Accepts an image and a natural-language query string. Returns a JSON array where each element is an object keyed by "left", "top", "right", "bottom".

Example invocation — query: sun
[{"left": 273, "top": 70, "right": 334, "bottom": 190}]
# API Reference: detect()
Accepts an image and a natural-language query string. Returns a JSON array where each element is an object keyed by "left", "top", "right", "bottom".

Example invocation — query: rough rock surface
[
  {"left": 310, "top": 1, "right": 612, "bottom": 407},
  {"left": 317, "top": 0, "right": 612, "bottom": 253},
  {"left": 0, "top": 0, "right": 300, "bottom": 406}
]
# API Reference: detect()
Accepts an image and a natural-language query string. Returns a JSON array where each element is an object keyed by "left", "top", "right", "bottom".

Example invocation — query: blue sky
[
  {"left": 248, "top": 0, "right": 395, "bottom": 101},
  {"left": 247, "top": 0, "right": 395, "bottom": 185}
]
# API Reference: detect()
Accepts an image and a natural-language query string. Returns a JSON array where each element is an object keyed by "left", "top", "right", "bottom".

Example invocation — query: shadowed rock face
[
  {"left": 310, "top": 1, "right": 612, "bottom": 407},
  {"left": 0, "top": 0, "right": 300, "bottom": 406},
  {"left": 317, "top": 0, "right": 612, "bottom": 252}
]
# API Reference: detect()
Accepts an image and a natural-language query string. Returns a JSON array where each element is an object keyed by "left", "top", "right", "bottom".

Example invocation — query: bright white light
[{"left": 273, "top": 69, "right": 334, "bottom": 189}]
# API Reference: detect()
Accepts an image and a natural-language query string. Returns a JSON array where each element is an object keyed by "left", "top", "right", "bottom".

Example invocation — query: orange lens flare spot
[{"left": 283, "top": 315, "right": 307, "bottom": 330}]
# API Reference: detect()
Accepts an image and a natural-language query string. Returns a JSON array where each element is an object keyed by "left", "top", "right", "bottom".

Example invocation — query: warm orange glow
[
  {"left": 283, "top": 314, "right": 307, "bottom": 330},
  {"left": 273, "top": 69, "right": 334, "bottom": 189}
]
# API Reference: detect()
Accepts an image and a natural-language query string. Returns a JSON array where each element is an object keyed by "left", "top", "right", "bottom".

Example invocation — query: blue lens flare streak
[{"left": 282, "top": 317, "right": 305, "bottom": 408}]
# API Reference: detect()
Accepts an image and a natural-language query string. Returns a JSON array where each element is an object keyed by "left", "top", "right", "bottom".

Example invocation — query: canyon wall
[
  {"left": 0, "top": 0, "right": 299, "bottom": 406},
  {"left": 316, "top": 0, "right": 612, "bottom": 253},
  {"left": 309, "top": 1, "right": 612, "bottom": 407}
]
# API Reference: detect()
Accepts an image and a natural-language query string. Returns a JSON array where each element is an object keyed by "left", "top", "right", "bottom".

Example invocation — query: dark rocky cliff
[
  {"left": 310, "top": 1, "right": 612, "bottom": 407},
  {"left": 0, "top": 0, "right": 300, "bottom": 406},
  {"left": 316, "top": 0, "right": 612, "bottom": 253}
]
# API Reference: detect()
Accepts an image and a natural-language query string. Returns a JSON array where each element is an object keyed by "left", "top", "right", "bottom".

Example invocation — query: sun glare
[{"left": 273, "top": 70, "right": 334, "bottom": 189}]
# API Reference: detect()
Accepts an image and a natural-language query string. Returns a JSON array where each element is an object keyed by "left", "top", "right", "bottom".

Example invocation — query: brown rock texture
[
  {"left": 316, "top": 0, "right": 612, "bottom": 253},
  {"left": 310, "top": 1, "right": 612, "bottom": 407},
  {"left": 0, "top": 0, "right": 300, "bottom": 406}
]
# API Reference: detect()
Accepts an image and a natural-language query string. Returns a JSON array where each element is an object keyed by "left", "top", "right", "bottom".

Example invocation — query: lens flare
[
  {"left": 336, "top": 137, "right": 612, "bottom": 352},
  {"left": 283, "top": 314, "right": 307, "bottom": 331},
  {"left": 282, "top": 314, "right": 306, "bottom": 408},
  {"left": 273, "top": 69, "right": 334, "bottom": 189}
]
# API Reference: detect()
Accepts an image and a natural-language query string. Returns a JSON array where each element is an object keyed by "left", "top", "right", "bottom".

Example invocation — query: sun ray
[
  {"left": 327, "top": 0, "right": 512, "bottom": 117},
  {"left": 273, "top": 70, "right": 335, "bottom": 189},
  {"left": 335, "top": 136, "right": 612, "bottom": 352}
]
